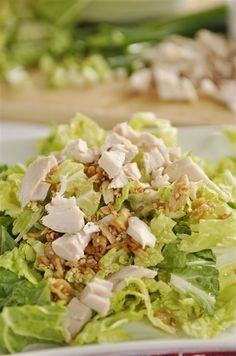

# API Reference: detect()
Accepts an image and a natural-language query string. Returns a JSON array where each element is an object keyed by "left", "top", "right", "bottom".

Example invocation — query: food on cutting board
[
  {"left": 130, "top": 30, "right": 236, "bottom": 112},
  {"left": 0, "top": 113, "right": 235, "bottom": 354}
]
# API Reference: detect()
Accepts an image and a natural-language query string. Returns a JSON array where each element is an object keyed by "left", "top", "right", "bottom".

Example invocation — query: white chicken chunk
[
  {"left": 200, "top": 79, "right": 236, "bottom": 113},
  {"left": 165, "top": 157, "right": 208, "bottom": 183},
  {"left": 108, "top": 171, "right": 128, "bottom": 189},
  {"left": 139, "top": 133, "right": 171, "bottom": 165},
  {"left": 127, "top": 216, "right": 156, "bottom": 248},
  {"left": 20, "top": 155, "right": 57, "bottom": 207},
  {"left": 52, "top": 222, "right": 99, "bottom": 261},
  {"left": 109, "top": 266, "right": 157, "bottom": 291},
  {"left": 129, "top": 68, "right": 152, "bottom": 93},
  {"left": 143, "top": 150, "right": 165, "bottom": 175},
  {"left": 154, "top": 67, "right": 198, "bottom": 102},
  {"left": 102, "top": 133, "right": 138, "bottom": 163},
  {"left": 98, "top": 150, "right": 125, "bottom": 179},
  {"left": 123, "top": 163, "right": 141, "bottom": 181},
  {"left": 61, "top": 139, "right": 97, "bottom": 164},
  {"left": 42, "top": 196, "right": 84, "bottom": 233},
  {"left": 113, "top": 122, "right": 140, "bottom": 143},
  {"left": 151, "top": 167, "right": 170, "bottom": 188},
  {"left": 63, "top": 297, "right": 92, "bottom": 341},
  {"left": 80, "top": 278, "right": 113, "bottom": 316}
]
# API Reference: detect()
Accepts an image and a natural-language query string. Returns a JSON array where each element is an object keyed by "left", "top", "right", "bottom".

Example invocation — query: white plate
[{"left": 0, "top": 122, "right": 235, "bottom": 355}]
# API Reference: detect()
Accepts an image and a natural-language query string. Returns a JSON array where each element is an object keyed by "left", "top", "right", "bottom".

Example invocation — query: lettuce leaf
[
  {"left": 50, "top": 160, "right": 101, "bottom": 216},
  {"left": 38, "top": 113, "right": 106, "bottom": 155},
  {"left": 13, "top": 206, "right": 44, "bottom": 242},
  {"left": 97, "top": 248, "right": 133, "bottom": 278},
  {"left": 130, "top": 112, "right": 177, "bottom": 147},
  {"left": 73, "top": 310, "right": 139, "bottom": 345},
  {"left": 0, "top": 225, "right": 16, "bottom": 255},
  {"left": 0, "top": 268, "right": 50, "bottom": 310},
  {"left": 77, "top": 190, "right": 101, "bottom": 217},
  {"left": 0, "top": 164, "right": 25, "bottom": 217},
  {"left": 74, "top": 277, "right": 175, "bottom": 345},
  {"left": 157, "top": 244, "right": 219, "bottom": 314},
  {"left": 134, "top": 243, "right": 163, "bottom": 267},
  {"left": 183, "top": 283, "right": 236, "bottom": 338},
  {"left": 129, "top": 189, "right": 159, "bottom": 217},
  {"left": 170, "top": 265, "right": 219, "bottom": 315},
  {"left": 0, "top": 303, "right": 66, "bottom": 353},
  {"left": 111, "top": 277, "right": 176, "bottom": 334},
  {"left": 150, "top": 214, "right": 177, "bottom": 244},
  {"left": 0, "top": 244, "right": 41, "bottom": 284},
  {"left": 213, "top": 247, "right": 236, "bottom": 291},
  {"left": 179, "top": 215, "right": 236, "bottom": 252}
]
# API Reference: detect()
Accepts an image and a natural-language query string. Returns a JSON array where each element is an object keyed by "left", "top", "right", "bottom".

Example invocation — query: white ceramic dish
[{"left": 0, "top": 122, "right": 235, "bottom": 355}]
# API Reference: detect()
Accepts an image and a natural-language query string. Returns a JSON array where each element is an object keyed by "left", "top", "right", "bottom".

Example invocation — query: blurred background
[{"left": 0, "top": 0, "right": 235, "bottom": 127}]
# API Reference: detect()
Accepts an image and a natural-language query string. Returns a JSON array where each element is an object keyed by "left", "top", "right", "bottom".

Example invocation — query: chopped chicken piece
[
  {"left": 42, "top": 196, "right": 84, "bottom": 233},
  {"left": 165, "top": 157, "right": 208, "bottom": 183},
  {"left": 139, "top": 133, "right": 172, "bottom": 165},
  {"left": 98, "top": 150, "right": 125, "bottom": 179},
  {"left": 143, "top": 150, "right": 165, "bottom": 175},
  {"left": 127, "top": 216, "right": 156, "bottom": 248},
  {"left": 168, "top": 147, "right": 182, "bottom": 162},
  {"left": 101, "top": 181, "right": 114, "bottom": 204},
  {"left": 123, "top": 163, "right": 141, "bottom": 180},
  {"left": 151, "top": 167, "right": 170, "bottom": 188},
  {"left": 154, "top": 67, "right": 198, "bottom": 102},
  {"left": 108, "top": 171, "right": 128, "bottom": 189},
  {"left": 80, "top": 278, "right": 113, "bottom": 316},
  {"left": 63, "top": 297, "right": 92, "bottom": 341},
  {"left": 20, "top": 155, "right": 57, "bottom": 207},
  {"left": 102, "top": 132, "right": 131, "bottom": 151},
  {"left": 61, "top": 139, "right": 97, "bottom": 164},
  {"left": 139, "top": 132, "right": 162, "bottom": 150},
  {"left": 129, "top": 68, "right": 152, "bottom": 93},
  {"left": 197, "top": 30, "right": 229, "bottom": 59},
  {"left": 200, "top": 79, "right": 236, "bottom": 112},
  {"left": 83, "top": 222, "right": 100, "bottom": 235},
  {"left": 102, "top": 133, "right": 138, "bottom": 163},
  {"left": 113, "top": 122, "right": 140, "bottom": 143},
  {"left": 111, "top": 143, "right": 138, "bottom": 163},
  {"left": 52, "top": 222, "right": 99, "bottom": 261},
  {"left": 109, "top": 265, "right": 157, "bottom": 291}
]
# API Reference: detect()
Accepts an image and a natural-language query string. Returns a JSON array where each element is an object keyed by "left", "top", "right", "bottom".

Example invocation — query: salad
[{"left": 0, "top": 113, "right": 235, "bottom": 354}]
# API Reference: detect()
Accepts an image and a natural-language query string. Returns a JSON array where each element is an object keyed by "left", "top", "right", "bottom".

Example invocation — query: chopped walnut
[
  {"left": 27, "top": 228, "right": 49, "bottom": 238},
  {"left": 191, "top": 197, "right": 216, "bottom": 220},
  {"left": 169, "top": 174, "right": 190, "bottom": 211},
  {"left": 84, "top": 163, "right": 108, "bottom": 182},
  {"left": 49, "top": 278, "right": 73, "bottom": 303}
]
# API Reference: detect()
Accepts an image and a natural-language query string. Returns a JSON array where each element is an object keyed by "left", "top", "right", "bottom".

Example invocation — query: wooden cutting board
[{"left": 1, "top": 75, "right": 235, "bottom": 129}]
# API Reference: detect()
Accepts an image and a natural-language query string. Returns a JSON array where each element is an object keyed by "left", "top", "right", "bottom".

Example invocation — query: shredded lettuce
[
  {"left": 38, "top": 113, "right": 106, "bottom": 154},
  {"left": 0, "top": 164, "right": 25, "bottom": 217},
  {"left": 97, "top": 248, "right": 133, "bottom": 278},
  {"left": 0, "top": 225, "right": 16, "bottom": 255},
  {"left": 179, "top": 215, "right": 236, "bottom": 252},
  {"left": 130, "top": 112, "right": 177, "bottom": 147},
  {"left": 0, "top": 244, "right": 41, "bottom": 284},
  {"left": 0, "top": 268, "right": 50, "bottom": 310},
  {"left": 0, "top": 303, "right": 66, "bottom": 353}
]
